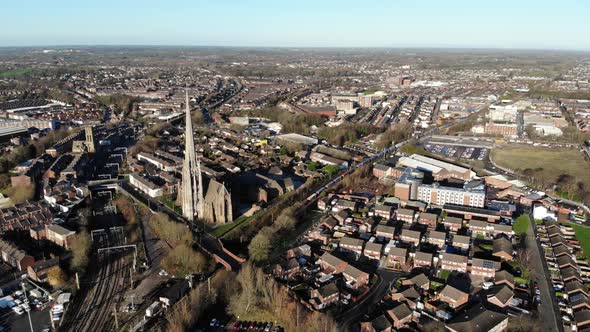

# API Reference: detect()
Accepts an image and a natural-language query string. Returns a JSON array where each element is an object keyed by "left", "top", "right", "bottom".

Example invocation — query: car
[
  {"left": 21, "top": 303, "right": 30, "bottom": 312},
  {"left": 210, "top": 319, "right": 217, "bottom": 327},
  {"left": 233, "top": 322, "right": 240, "bottom": 331},
  {"left": 249, "top": 321, "right": 257, "bottom": 330},
  {"left": 12, "top": 306, "right": 24, "bottom": 315},
  {"left": 264, "top": 323, "right": 273, "bottom": 332},
  {"left": 563, "top": 315, "right": 572, "bottom": 322},
  {"left": 239, "top": 321, "right": 248, "bottom": 331},
  {"left": 482, "top": 281, "right": 494, "bottom": 290}
]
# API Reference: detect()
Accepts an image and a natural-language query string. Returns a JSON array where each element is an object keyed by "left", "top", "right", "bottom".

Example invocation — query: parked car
[
  {"left": 482, "top": 281, "right": 494, "bottom": 290},
  {"left": 12, "top": 306, "right": 24, "bottom": 315}
]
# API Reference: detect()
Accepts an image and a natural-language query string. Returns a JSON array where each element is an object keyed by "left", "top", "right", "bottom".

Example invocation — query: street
[
  {"left": 526, "top": 212, "right": 562, "bottom": 332},
  {"left": 336, "top": 269, "right": 406, "bottom": 331}
]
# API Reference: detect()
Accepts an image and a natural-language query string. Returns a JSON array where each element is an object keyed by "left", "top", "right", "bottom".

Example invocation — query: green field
[
  {"left": 209, "top": 210, "right": 263, "bottom": 238},
  {"left": 513, "top": 215, "right": 530, "bottom": 234},
  {"left": 568, "top": 223, "right": 590, "bottom": 259},
  {"left": 0, "top": 68, "right": 33, "bottom": 79},
  {"left": 491, "top": 145, "right": 590, "bottom": 189}
]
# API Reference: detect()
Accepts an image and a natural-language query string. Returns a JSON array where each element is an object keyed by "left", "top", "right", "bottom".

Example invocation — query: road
[
  {"left": 526, "top": 211, "right": 562, "bottom": 332},
  {"left": 337, "top": 269, "right": 405, "bottom": 331}
]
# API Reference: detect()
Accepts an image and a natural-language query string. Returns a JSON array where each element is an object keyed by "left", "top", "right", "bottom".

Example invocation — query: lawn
[
  {"left": 479, "top": 244, "right": 493, "bottom": 251},
  {"left": 0, "top": 68, "right": 33, "bottom": 79},
  {"left": 430, "top": 281, "right": 444, "bottom": 291},
  {"left": 513, "top": 214, "right": 530, "bottom": 234},
  {"left": 568, "top": 223, "right": 590, "bottom": 259},
  {"left": 491, "top": 145, "right": 590, "bottom": 190},
  {"left": 209, "top": 210, "right": 264, "bottom": 238},
  {"left": 438, "top": 269, "right": 452, "bottom": 281}
]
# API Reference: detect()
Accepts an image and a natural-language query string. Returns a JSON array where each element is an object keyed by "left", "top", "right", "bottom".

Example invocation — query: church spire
[{"left": 181, "top": 88, "right": 203, "bottom": 221}]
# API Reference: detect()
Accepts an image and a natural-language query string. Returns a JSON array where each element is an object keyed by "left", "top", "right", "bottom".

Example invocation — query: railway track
[{"left": 60, "top": 251, "right": 131, "bottom": 332}]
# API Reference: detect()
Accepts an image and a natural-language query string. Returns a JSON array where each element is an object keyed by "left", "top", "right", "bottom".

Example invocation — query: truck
[{"left": 145, "top": 301, "right": 160, "bottom": 318}]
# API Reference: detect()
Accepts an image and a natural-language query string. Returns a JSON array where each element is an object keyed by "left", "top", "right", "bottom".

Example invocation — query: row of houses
[{"left": 538, "top": 220, "right": 590, "bottom": 331}]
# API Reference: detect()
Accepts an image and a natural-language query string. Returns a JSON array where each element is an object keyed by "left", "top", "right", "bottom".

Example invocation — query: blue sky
[{"left": 1, "top": 0, "right": 589, "bottom": 50}]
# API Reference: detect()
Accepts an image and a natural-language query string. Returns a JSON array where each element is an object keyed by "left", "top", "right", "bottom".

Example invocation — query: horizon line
[{"left": 0, "top": 44, "right": 589, "bottom": 53}]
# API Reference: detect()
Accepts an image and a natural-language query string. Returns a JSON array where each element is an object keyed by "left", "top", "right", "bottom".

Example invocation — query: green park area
[
  {"left": 568, "top": 223, "right": 590, "bottom": 259},
  {"left": 0, "top": 68, "right": 33, "bottom": 79},
  {"left": 512, "top": 215, "right": 530, "bottom": 234},
  {"left": 209, "top": 211, "right": 264, "bottom": 238},
  {"left": 492, "top": 145, "right": 590, "bottom": 200}
]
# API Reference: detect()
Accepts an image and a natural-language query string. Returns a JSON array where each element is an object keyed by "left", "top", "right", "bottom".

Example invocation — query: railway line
[
  {"left": 60, "top": 228, "right": 132, "bottom": 332},
  {"left": 61, "top": 252, "right": 130, "bottom": 332}
]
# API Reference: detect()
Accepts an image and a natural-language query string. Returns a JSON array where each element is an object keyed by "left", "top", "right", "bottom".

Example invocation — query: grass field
[
  {"left": 513, "top": 214, "right": 530, "bottom": 234},
  {"left": 491, "top": 145, "right": 590, "bottom": 189},
  {"left": 209, "top": 210, "right": 263, "bottom": 238},
  {"left": 0, "top": 68, "right": 33, "bottom": 79},
  {"left": 568, "top": 223, "right": 590, "bottom": 259}
]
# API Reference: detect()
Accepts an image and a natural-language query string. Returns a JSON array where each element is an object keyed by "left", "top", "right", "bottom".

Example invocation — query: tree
[
  {"left": 128, "top": 135, "right": 160, "bottom": 156},
  {"left": 227, "top": 263, "right": 335, "bottom": 331},
  {"left": 7, "top": 184, "right": 35, "bottom": 204},
  {"left": 192, "top": 110, "right": 205, "bottom": 126},
  {"left": 422, "top": 321, "right": 446, "bottom": 332},
  {"left": 307, "top": 162, "right": 318, "bottom": 171},
  {"left": 165, "top": 270, "right": 229, "bottom": 332},
  {"left": 161, "top": 244, "right": 208, "bottom": 277},
  {"left": 322, "top": 165, "right": 340, "bottom": 176},
  {"left": 516, "top": 248, "right": 535, "bottom": 281},
  {"left": 304, "top": 311, "right": 338, "bottom": 332},
  {"left": 248, "top": 231, "right": 272, "bottom": 262},
  {"left": 508, "top": 315, "right": 542, "bottom": 332},
  {"left": 149, "top": 213, "right": 192, "bottom": 247},
  {"left": 95, "top": 94, "right": 136, "bottom": 116},
  {"left": 318, "top": 123, "right": 382, "bottom": 146},
  {"left": 47, "top": 267, "right": 68, "bottom": 289},
  {"left": 374, "top": 122, "right": 413, "bottom": 150},
  {"left": 146, "top": 122, "right": 171, "bottom": 136},
  {"left": 70, "top": 231, "right": 91, "bottom": 273}
]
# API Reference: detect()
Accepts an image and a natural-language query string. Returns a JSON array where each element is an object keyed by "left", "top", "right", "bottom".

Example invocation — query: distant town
[{"left": 0, "top": 47, "right": 590, "bottom": 332}]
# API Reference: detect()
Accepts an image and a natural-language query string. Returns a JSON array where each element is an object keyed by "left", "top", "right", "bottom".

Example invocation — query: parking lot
[
  {"left": 0, "top": 280, "right": 53, "bottom": 332},
  {"left": 424, "top": 143, "right": 488, "bottom": 161}
]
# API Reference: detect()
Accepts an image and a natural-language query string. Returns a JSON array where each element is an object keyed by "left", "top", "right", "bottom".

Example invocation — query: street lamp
[{"left": 21, "top": 282, "right": 34, "bottom": 332}]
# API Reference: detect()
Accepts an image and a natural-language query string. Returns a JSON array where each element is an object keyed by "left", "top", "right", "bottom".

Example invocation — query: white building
[
  {"left": 129, "top": 173, "right": 164, "bottom": 198},
  {"left": 417, "top": 183, "right": 485, "bottom": 208},
  {"left": 489, "top": 105, "right": 518, "bottom": 123},
  {"left": 533, "top": 204, "right": 556, "bottom": 221}
]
